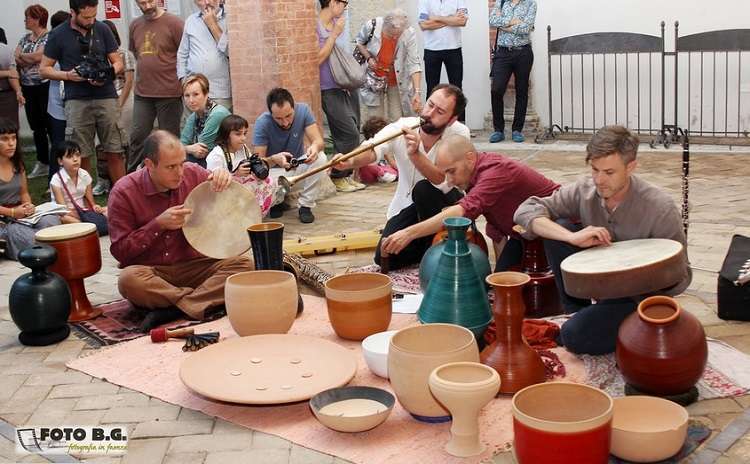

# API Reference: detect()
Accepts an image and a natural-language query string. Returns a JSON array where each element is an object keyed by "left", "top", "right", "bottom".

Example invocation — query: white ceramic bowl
[
  {"left": 361, "top": 330, "right": 397, "bottom": 378},
  {"left": 610, "top": 396, "right": 689, "bottom": 463}
]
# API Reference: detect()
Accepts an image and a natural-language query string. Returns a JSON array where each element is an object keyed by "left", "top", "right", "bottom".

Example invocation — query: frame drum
[
  {"left": 560, "top": 238, "right": 684, "bottom": 299},
  {"left": 35, "top": 222, "right": 102, "bottom": 322},
  {"left": 182, "top": 181, "right": 262, "bottom": 259}
]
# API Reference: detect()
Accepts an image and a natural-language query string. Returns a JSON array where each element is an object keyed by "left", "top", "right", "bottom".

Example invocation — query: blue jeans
[{"left": 543, "top": 220, "right": 637, "bottom": 355}]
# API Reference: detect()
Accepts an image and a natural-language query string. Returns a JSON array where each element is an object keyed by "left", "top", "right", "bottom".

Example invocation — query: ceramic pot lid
[
  {"left": 179, "top": 334, "right": 357, "bottom": 404},
  {"left": 182, "top": 181, "right": 262, "bottom": 259}
]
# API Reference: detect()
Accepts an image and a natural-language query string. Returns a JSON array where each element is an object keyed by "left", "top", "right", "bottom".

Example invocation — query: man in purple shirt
[
  {"left": 381, "top": 134, "right": 559, "bottom": 270},
  {"left": 108, "top": 130, "right": 252, "bottom": 330}
]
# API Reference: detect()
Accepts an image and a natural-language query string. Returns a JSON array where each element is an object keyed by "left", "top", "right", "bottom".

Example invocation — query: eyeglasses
[{"left": 336, "top": 0, "right": 349, "bottom": 7}]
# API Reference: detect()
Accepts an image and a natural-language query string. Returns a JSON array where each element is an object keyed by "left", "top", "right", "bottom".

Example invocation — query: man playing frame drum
[
  {"left": 514, "top": 125, "right": 691, "bottom": 355},
  {"left": 108, "top": 130, "right": 252, "bottom": 331}
]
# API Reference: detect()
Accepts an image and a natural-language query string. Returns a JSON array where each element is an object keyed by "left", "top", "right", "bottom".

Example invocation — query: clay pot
[
  {"left": 515, "top": 234, "right": 562, "bottom": 318},
  {"left": 421, "top": 222, "right": 491, "bottom": 292},
  {"left": 616, "top": 295, "right": 708, "bottom": 396},
  {"left": 512, "top": 382, "right": 613, "bottom": 464},
  {"left": 310, "top": 386, "right": 395, "bottom": 433},
  {"left": 418, "top": 217, "right": 492, "bottom": 338},
  {"left": 610, "top": 396, "right": 689, "bottom": 463},
  {"left": 9, "top": 245, "right": 71, "bottom": 346},
  {"left": 225, "top": 270, "right": 298, "bottom": 336},
  {"left": 388, "top": 323, "right": 480, "bottom": 422},
  {"left": 324, "top": 273, "right": 392, "bottom": 341},
  {"left": 481, "top": 272, "right": 546, "bottom": 394},
  {"left": 429, "top": 362, "right": 501, "bottom": 457}
]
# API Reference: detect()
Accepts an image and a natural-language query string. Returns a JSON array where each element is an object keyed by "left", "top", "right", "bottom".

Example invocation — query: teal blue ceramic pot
[
  {"left": 419, "top": 234, "right": 491, "bottom": 292},
  {"left": 418, "top": 217, "right": 492, "bottom": 338}
]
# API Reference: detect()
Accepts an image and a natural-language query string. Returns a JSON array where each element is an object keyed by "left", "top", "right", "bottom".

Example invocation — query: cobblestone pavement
[{"left": 1, "top": 139, "right": 750, "bottom": 463}]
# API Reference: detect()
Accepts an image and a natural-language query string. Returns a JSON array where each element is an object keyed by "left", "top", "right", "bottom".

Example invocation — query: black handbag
[{"left": 717, "top": 234, "right": 750, "bottom": 321}]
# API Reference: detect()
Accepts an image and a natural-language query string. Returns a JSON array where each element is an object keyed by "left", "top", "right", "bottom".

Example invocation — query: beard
[
  {"left": 141, "top": 7, "right": 157, "bottom": 15},
  {"left": 76, "top": 18, "right": 94, "bottom": 30},
  {"left": 420, "top": 118, "right": 449, "bottom": 135}
]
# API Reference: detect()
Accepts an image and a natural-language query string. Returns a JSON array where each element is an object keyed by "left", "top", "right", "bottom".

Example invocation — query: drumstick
[{"left": 150, "top": 327, "right": 195, "bottom": 343}]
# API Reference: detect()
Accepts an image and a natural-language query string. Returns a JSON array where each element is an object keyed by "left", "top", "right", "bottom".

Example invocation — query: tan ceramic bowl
[
  {"left": 610, "top": 396, "right": 689, "bottom": 462},
  {"left": 225, "top": 271, "right": 298, "bottom": 336},
  {"left": 309, "top": 386, "right": 395, "bottom": 433},
  {"left": 324, "top": 273, "right": 393, "bottom": 341}
]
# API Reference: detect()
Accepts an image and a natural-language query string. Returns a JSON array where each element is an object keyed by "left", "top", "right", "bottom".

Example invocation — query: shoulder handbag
[
  {"left": 353, "top": 18, "right": 377, "bottom": 64},
  {"left": 329, "top": 43, "right": 367, "bottom": 90},
  {"left": 57, "top": 172, "right": 109, "bottom": 236}
]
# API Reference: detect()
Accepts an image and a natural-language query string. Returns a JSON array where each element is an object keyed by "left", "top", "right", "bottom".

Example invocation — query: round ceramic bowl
[
  {"left": 610, "top": 396, "right": 689, "bottom": 462},
  {"left": 511, "top": 382, "right": 613, "bottom": 464},
  {"left": 361, "top": 330, "right": 397, "bottom": 379},
  {"left": 324, "top": 273, "right": 393, "bottom": 341},
  {"left": 225, "top": 270, "right": 298, "bottom": 336},
  {"left": 309, "top": 386, "right": 395, "bottom": 433},
  {"left": 388, "top": 323, "right": 480, "bottom": 422}
]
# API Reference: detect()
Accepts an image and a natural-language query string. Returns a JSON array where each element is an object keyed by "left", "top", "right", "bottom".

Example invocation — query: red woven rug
[{"left": 70, "top": 300, "right": 223, "bottom": 346}]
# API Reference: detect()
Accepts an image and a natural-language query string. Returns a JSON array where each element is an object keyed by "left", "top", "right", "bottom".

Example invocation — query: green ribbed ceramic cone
[{"left": 418, "top": 217, "right": 492, "bottom": 338}]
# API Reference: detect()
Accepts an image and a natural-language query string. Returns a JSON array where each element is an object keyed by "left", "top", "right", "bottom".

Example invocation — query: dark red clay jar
[
  {"left": 616, "top": 295, "right": 708, "bottom": 396},
  {"left": 480, "top": 272, "right": 546, "bottom": 394}
]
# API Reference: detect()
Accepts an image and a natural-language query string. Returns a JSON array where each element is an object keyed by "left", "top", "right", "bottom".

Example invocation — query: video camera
[{"left": 75, "top": 31, "right": 115, "bottom": 82}]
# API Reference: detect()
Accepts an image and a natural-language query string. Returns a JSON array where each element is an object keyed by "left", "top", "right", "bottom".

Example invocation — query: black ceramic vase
[
  {"left": 9, "top": 245, "right": 72, "bottom": 346},
  {"left": 247, "top": 222, "right": 304, "bottom": 315}
]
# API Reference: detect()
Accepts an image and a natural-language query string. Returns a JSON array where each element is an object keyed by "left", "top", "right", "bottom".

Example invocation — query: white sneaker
[
  {"left": 27, "top": 162, "right": 48, "bottom": 179},
  {"left": 377, "top": 171, "right": 397, "bottom": 183},
  {"left": 92, "top": 179, "right": 110, "bottom": 196}
]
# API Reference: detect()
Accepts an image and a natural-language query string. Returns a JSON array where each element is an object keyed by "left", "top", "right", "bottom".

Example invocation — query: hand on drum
[
  {"left": 381, "top": 229, "right": 414, "bottom": 256},
  {"left": 157, "top": 205, "right": 193, "bottom": 230},
  {"left": 206, "top": 168, "right": 232, "bottom": 192},
  {"left": 569, "top": 225, "right": 612, "bottom": 248}
]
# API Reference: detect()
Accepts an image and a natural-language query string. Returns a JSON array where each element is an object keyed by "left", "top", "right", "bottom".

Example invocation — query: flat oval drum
[
  {"left": 35, "top": 222, "right": 102, "bottom": 322},
  {"left": 560, "top": 238, "right": 684, "bottom": 299},
  {"left": 182, "top": 181, "right": 262, "bottom": 259}
]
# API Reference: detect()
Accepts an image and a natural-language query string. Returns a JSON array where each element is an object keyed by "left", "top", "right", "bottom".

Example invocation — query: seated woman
[
  {"left": 180, "top": 73, "right": 230, "bottom": 168},
  {"left": 205, "top": 114, "right": 290, "bottom": 217},
  {"left": 49, "top": 141, "right": 107, "bottom": 231},
  {"left": 0, "top": 118, "right": 60, "bottom": 260}
]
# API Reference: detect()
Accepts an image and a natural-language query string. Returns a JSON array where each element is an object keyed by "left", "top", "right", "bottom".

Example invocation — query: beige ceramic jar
[
  {"left": 225, "top": 270, "right": 298, "bottom": 336},
  {"left": 388, "top": 323, "right": 479, "bottom": 422}
]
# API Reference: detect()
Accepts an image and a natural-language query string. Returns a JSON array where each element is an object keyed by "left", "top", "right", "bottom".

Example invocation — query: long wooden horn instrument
[{"left": 277, "top": 118, "right": 425, "bottom": 195}]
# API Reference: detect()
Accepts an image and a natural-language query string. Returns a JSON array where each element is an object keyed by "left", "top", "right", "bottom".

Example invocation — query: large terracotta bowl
[
  {"left": 610, "top": 396, "right": 688, "bottom": 462},
  {"left": 324, "top": 273, "right": 393, "bottom": 341},
  {"left": 225, "top": 270, "right": 298, "bottom": 336},
  {"left": 388, "top": 323, "right": 479, "bottom": 422},
  {"left": 512, "top": 382, "right": 613, "bottom": 464}
]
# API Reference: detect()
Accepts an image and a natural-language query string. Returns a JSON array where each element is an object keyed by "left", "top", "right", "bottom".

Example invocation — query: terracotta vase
[
  {"left": 9, "top": 245, "right": 71, "bottom": 346},
  {"left": 388, "top": 323, "right": 480, "bottom": 422},
  {"left": 248, "top": 222, "right": 304, "bottom": 315},
  {"left": 418, "top": 218, "right": 492, "bottom": 338},
  {"left": 420, "top": 222, "right": 491, "bottom": 293},
  {"left": 429, "top": 362, "right": 501, "bottom": 457},
  {"left": 480, "top": 272, "right": 546, "bottom": 394},
  {"left": 512, "top": 382, "right": 614, "bottom": 464},
  {"left": 616, "top": 295, "right": 708, "bottom": 396},
  {"left": 225, "top": 270, "right": 298, "bottom": 336},
  {"left": 324, "top": 273, "right": 392, "bottom": 341}
]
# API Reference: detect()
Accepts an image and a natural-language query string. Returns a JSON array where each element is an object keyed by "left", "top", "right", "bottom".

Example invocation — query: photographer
[{"left": 40, "top": 0, "right": 125, "bottom": 185}]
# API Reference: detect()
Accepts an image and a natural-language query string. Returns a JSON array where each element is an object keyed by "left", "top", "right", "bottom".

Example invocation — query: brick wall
[{"left": 225, "top": 0, "right": 322, "bottom": 128}]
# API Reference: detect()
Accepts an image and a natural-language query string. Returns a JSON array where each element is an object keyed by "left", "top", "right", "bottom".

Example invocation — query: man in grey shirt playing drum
[{"left": 514, "top": 125, "right": 691, "bottom": 355}]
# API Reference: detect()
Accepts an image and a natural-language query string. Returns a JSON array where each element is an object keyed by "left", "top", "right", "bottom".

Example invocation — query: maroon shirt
[
  {"left": 459, "top": 152, "right": 559, "bottom": 243},
  {"left": 108, "top": 163, "right": 209, "bottom": 267}
]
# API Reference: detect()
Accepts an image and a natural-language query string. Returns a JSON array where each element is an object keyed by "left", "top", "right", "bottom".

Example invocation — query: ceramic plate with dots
[{"left": 179, "top": 334, "right": 357, "bottom": 404}]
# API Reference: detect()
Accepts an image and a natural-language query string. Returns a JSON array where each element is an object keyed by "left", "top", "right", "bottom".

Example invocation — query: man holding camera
[
  {"left": 253, "top": 88, "right": 328, "bottom": 224},
  {"left": 40, "top": 0, "right": 125, "bottom": 184}
]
